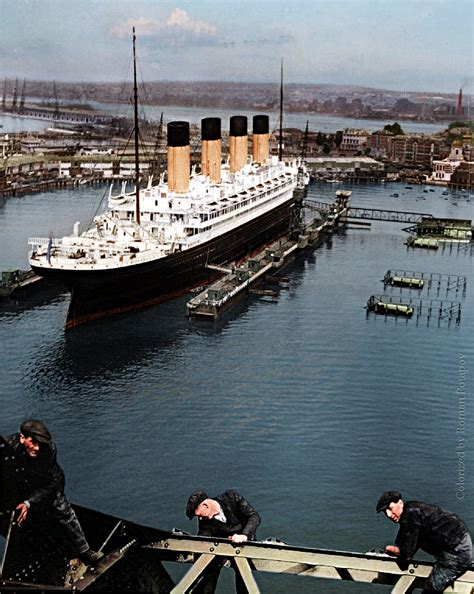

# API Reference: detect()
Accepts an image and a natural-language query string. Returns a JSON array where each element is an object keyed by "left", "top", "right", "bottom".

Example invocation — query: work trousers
[
  {"left": 423, "top": 532, "right": 473, "bottom": 593},
  {"left": 49, "top": 493, "right": 89, "bottom": 555}
]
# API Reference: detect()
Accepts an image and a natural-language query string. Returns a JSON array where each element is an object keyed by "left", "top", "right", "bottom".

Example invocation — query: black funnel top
[
  {"left": 229, "top": 115, "right": 248, "bottom": 137},
  {"left": 201, "top": 117, "right": 221, "bottom": 141},
  {"left": 253, "top": 115, "right": 269, "bottom": 135},
  {"left": 168, "top": 121, "right": 190, "bottom": 147}
]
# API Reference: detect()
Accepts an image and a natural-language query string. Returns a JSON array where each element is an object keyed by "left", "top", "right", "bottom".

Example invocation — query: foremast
[{"left": 132, "top": 27, "right": 140, "bottom": 225}]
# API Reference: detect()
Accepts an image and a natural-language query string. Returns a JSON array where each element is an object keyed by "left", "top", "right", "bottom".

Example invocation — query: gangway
[{"left": 306, "top": 200, "right": 434, "bottom": 224}]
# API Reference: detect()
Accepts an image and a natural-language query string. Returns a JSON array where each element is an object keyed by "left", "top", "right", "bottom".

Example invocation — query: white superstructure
[{"left": 29, "top": 156, "right": 305, "bottom": 273}]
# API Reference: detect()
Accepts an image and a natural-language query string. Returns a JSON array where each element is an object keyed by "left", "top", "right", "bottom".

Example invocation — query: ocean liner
[{"left": 28, "top": 35, "right": 308, "bottom": 329}]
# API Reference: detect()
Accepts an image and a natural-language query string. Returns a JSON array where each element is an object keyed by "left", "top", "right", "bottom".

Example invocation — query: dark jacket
[
  {"left": 396, "top": 501, "right": 469, "bottom": 561},
  {"left": 198, "top": 490, "right": 261, "bottom": 541},
  {"left": 3, "top": 433, "right": 65, "bottom": 508}
]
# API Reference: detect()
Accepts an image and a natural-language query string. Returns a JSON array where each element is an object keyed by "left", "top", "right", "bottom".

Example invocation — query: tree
[
  {"left": 316, "top": 132, "right": 326, "bottom": 146},
  {"left": 384, "top": 122, "right": 404, "bottom": 135},
  {"left": 335, "top": 130, "right": 343, "bottom": 147}
]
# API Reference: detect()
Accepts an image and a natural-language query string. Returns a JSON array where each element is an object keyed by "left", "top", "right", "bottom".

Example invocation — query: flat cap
[
  {"left": 376, "top": 491, "right": 402, "bottom": 513},
  {"left": 20, "top": 419, "right": 52, "bottom": 444},
  {"left": 186, "top": 490, "right": 208, "bottom": 520}
]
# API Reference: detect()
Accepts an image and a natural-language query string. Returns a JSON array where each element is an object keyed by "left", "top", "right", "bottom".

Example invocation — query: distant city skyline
[{"left": 1, "top": 0, "right": 472, "bottom": 95}]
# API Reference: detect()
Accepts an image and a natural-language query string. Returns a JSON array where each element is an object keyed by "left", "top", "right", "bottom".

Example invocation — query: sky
[{"left": 0, "top": 0, "right": 472, "bottom": 94}]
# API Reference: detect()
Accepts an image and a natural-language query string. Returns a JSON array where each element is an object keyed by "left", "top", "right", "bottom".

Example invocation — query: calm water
[
  {"left": 1, "top": 106, "right": 449, "bottom": 135},
  {"left": 0, "top": 181, "right": 473, "bottom": 593}
]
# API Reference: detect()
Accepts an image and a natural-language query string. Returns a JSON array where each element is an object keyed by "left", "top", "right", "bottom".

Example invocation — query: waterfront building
[
  {"left": 369, "top": 130, "right": 393, "bottom": 158},
  {"left": 339, "top": 129, "right": 369, "bottom": 154},
  {"left": 389, "top": 135, "right": 442, "bottom": 168},
  {"left": 449, "top": 161, "right": 474, "bottom": 189},
  {"left": 427, "top": 140, "right": 474, "bottom": 189},
  {"left": 427, "top": 142, "right": 464, "bottom": 185},
  {"left": 307, "top": 156, "right": 384, "bottom": 181}
]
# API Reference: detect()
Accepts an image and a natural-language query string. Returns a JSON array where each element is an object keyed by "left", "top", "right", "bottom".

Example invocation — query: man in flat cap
[
  {"left": 376, "top": 490, "right": 472, "bottom": 593},
  {"left": 1, "top": 420, "right": 102, "bottom": 566},
  {"left": 186, "top": 489, "right": 261, "bottom": 593}
]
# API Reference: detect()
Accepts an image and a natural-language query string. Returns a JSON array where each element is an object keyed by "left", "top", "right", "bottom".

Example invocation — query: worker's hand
[
  {"left": 385, "top": 545, "right": 400, "bottom": 556},
  {"left": 15, "top": 503, "right": 29, "bottom": 525},
  {"left": 230, "top": 534, "right": 248, "bottom": 544}
]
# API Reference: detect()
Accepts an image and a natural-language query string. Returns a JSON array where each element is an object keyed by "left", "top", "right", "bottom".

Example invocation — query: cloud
[
  {"left": 110, "top": 9, "right": 217, "bottom": 47},
  {"left": 166, "top": 8, "right": 215, "bottom": 37}
]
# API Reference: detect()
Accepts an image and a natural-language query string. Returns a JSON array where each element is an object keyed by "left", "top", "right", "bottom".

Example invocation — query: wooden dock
[{"left": 187, "top": 192, "right": 351, "bottom": 320}]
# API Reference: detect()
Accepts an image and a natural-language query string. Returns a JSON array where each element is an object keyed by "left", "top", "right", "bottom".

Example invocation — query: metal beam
[
  {"left": 390, "top": 575, "right": 417, "bottom": 593},
  {"left": 170, "top": 553, "right": 215, "bottom": 594},
  {"left": 148, "top": 536, "right": 474, "bottom": 593},
  {"left": 233, "top": 557, "right": 260, "bottom": 593},
  {"left": 304, "top": 200, "right": 433, "bottom": 224}
]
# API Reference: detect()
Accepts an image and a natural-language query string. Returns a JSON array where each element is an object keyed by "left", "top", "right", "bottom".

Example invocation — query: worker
[
  {"left": 1, "top": 419, "right": 102, "bottom": 566},
  {"left": 186, "top": 489, "right": 261, "bottom": 593},
  {"left": 376, "top": 490, "right": 472, "bottom": 593}
]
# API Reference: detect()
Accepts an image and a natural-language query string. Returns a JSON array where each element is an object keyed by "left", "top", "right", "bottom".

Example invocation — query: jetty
[{"left": 187, "top": 190, "right": 351, "bottom": 320}]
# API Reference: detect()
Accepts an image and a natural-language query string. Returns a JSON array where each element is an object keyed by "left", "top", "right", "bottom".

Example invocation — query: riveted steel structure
[{"left": 1, "top": 499, "right": 473, "bottom": 592}]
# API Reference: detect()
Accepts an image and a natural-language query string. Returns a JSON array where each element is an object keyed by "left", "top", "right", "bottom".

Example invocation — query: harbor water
[
  {"left": 0, "top": 181, "right": 473, "bottom": 593},
  {"left": 1, "top": 107, "right": 449, "bottom": 135}
]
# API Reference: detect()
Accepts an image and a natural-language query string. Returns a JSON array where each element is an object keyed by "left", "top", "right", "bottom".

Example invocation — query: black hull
[{"left": 31, "top": 196, "right": 296, "bottom": 328}]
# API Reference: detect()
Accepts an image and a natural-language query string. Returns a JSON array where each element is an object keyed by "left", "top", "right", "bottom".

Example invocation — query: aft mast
[
  {"left": 279, "top": 58, "right": 284, "bottom": 162},
  {"left": 133, "top": 27, "right": 140, "bottom": 225}
]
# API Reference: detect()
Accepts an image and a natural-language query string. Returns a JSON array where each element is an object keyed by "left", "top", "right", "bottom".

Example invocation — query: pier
[
  {"left": 0, "top": 175, "right": 108, "bottom": 198},
  {"left": 187, "top": 238, "right": 299, "bottom": 320},
  {"left": 187, "top": 191, "right": 351, "bottom": 320},
  {"left": 187, "top": 190, "right": 473, "bottom": 322}
]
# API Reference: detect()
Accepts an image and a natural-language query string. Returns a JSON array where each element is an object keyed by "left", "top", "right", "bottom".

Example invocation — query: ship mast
[
  {"left": 279, "top": 59, "right": 284, "bottom": 162},
  {"left": 133, "top": 27, "right": 140, "bottom": 225}
]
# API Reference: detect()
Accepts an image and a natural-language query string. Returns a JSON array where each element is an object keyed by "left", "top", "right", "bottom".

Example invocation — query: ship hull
[{"left": 31, "top": 195, "right": 296, "bottom": 328}]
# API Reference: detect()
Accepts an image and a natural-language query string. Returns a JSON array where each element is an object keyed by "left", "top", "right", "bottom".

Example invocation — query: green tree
[
  {"left": 384, "top": 122, "right": 404, "bottom": 135},
  {"left": 335, "top": 130, "right": 343, "bottom": 147},
  {"left": 316, "top": 132, "right": 326, "bottom": 146},
  {"left": 322, "top": 142, "right": 332, "bottom": 155},
  {"left": 448, "top": 120, "right": 474, "bottom": 131}
]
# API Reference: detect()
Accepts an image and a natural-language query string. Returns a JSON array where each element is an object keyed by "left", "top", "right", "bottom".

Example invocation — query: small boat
[{"left": 390, "top": 193, "right": 399, "bottom": 197}]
